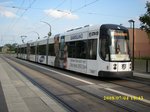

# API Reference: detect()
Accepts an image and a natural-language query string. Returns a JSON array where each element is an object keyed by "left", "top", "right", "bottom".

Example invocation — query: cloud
[
  {"left": 44, "top": 9, "right": 79, "bottom": 20},
  {"left": 0, "top": 6, "right": 16, "bottom": 18}
]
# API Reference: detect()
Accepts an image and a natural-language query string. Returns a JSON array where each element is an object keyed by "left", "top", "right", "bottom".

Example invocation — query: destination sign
[{"left": 113, "top": 32, "right": 128, "bottom": 37}]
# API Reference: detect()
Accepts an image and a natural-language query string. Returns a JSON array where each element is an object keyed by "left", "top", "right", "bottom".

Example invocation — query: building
[
  {"left": 2, "top": 46, "right": 9, "bottom": 53},
  {"left": 0, "top": 46, "right": 2, "bottom": 53},
  {"left": 128, "top": 28, "right": 150, "bottom": 58}
]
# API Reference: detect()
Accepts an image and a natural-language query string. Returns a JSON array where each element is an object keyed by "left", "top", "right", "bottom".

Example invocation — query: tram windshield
[
  {"left": 109, "top": 30, "right": 130, "bottom": 61},
  {"left": 100, "top": 27, "right": 130, "bottom": 61}
]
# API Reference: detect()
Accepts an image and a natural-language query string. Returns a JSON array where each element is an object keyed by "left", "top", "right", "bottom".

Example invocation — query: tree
[
  {"left": 139, "top": 1, "right": 150, "bottom": 38},
  {"left": 5, "top": 44, "right": 11, "bottom": 51},
  {"left": 11, "top": 43, "right": 18, "bottom": 51},
  {"left": 4, "top": 43, "right": 18, "bottom": 51}
]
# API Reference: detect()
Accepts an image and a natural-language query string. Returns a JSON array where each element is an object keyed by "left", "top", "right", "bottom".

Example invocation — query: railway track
[
  {"left": 3, "top": 55, "right": 150, "bottom": 112},
  {"left": 123, "top": 77, "right": 150, "bottom": 86}
]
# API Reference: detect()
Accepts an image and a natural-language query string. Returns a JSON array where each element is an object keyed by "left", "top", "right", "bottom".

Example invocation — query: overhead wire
[
  {"left": 3, "top": 0, "right": 37, "bottom": 45},
  {"left": 7, "top": 0, "right": 128, "bottom": 43},
  {"left": 36, "top": 0, "right": 100, "bottom": 29},
  {"left": 39, "top": 0, "right": 67, "bottom": 21},
  {"left": 77, "top": 11, "right": 133, "bottom": 19},
  {"left": 21, "top": 0, "right": 67, "bottom": 37},
  {"left": 7, "top": 0, "right": 25, "bottom": 31},
  {"left": 36, "top": 0, "right": 100, "bottom": 28},
  {"left": 47, "top": 0, "right": 100, "bottom": 22},
  {"left": 1, "top": 0, "right": 136, "bottom": 45},
  {"left": 72, "top": 0, "right": 99, "bottom": 13},
  {"left": 2, "top": 0, "right": 25, "bottom": 45},
  {"left": 9, "top": 0, "right": 99, "bottom": 35},
  {"left": 22, "top": 0, "right": 100, "bottom": 41},
  {"left": 11, "top": 0, "right": 37, "bottom": 29}
]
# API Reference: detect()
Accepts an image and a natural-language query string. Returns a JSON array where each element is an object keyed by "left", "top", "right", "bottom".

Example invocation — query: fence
[{"left": 134, "top": 59, "right": 150, "bottom": 73}]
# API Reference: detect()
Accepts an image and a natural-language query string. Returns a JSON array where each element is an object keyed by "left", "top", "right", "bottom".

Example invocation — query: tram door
[
  {"left": 35, "top": 43, "right": 39, "bottom": 62},
  {"left": 59, "top": 36, "right": 65, "bottom": 68},
  {"left": 27, "top": 43, "right": 30, "bottom": 60},
  {"left": 86, "top": 35, "right": 98, "bottom": 76}
]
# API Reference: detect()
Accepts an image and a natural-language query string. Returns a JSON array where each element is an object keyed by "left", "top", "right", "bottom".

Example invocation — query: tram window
[
  {"left": 20, "top": 48, "right": 22, "bottom": 53},
  {"left": 15, "top": 48, "right": 17, "bottom": 54},
  {"left": 19, "top": 48, "right": 21, "bottom": 53},
  {"left": 21, "top": 48, "right": 24, "bottom": 54},
  {"left": 67, "top": 42, "right": 76, "bottom": 58},
  {"left": 87, "top": 39, "right": 97, "bottom": 60},
  {"left": 18, "top": 48, "right": 20, "bottom": 53},
  {"left": 100, "top": 38, "right": 109, "bottom": 60},
  {"left": 24, "top": 47, "right": 27, "bottom": 54},
  {"left": 30, "top": 46, "right": 35, "bottom": 54},
  {"left": 49, "top": 44, "right": 55, "bottom": 56},
  {"left": 76, "top": 41, "right": 87, "bottom": 59},
  {"left": 38, "top": 45, "right": 46, "bottom": 55}
]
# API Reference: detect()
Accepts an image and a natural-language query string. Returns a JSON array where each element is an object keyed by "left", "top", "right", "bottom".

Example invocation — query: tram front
[{"left": 99, "top": 24, "right": 133, "bottom": 77}]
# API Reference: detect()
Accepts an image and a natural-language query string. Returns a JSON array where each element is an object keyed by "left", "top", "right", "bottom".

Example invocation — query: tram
[{"left": 17, "top": 24, "right": 133, "bottom": 77}]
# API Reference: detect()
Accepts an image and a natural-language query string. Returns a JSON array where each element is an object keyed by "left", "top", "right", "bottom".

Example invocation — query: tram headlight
[
  {"left": 122, "top": 64, "right": 126, "bottom": 70},
  {"left": 113, "top": 64, "right": 117, "bottom": 70},
  {"left": 130, "top": 63, "right": 132, "bottom": 69}
]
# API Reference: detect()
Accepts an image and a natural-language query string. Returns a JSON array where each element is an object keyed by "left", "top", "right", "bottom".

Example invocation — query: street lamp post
[
  {"left": 40, "top": 21, "right": 52, "bottom": 37},
  {"left": 40, "top": 21, "right": 52, "bottom": 64},
  {"left": 128, "top": 19, "right": 135, "bottom": 70}
]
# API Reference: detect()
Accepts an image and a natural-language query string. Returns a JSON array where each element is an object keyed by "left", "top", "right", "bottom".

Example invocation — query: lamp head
[{"left": 128, "top": 19, "right": 135, "bottom": 23}]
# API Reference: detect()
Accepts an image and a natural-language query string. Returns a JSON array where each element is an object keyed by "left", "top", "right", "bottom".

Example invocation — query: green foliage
[
  {"left": 139, "top": 1, "right": 150, "bottom": 38},
  {"left": 0, "top": 46, "right": 2, "bottom": 52},
  {"left": 4, "top": 43, "right": 18, "bottom": 51}
]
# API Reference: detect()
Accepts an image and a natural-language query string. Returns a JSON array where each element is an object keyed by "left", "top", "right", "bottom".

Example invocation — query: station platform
[
  {"left": 0, "top": 57, "right": 67, "bottom": 112},
  {"left": 134, "top": 72, "right": 150, "bottom": 79}
]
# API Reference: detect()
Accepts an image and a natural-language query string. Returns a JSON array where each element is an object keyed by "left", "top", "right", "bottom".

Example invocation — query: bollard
[{"left": 146, "top": 60, "right": 148, "bottom": 73}]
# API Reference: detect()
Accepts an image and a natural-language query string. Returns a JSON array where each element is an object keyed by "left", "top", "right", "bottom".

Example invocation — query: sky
[{"left": 0, "top": 0, "right": 149, "bottom": 45}]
